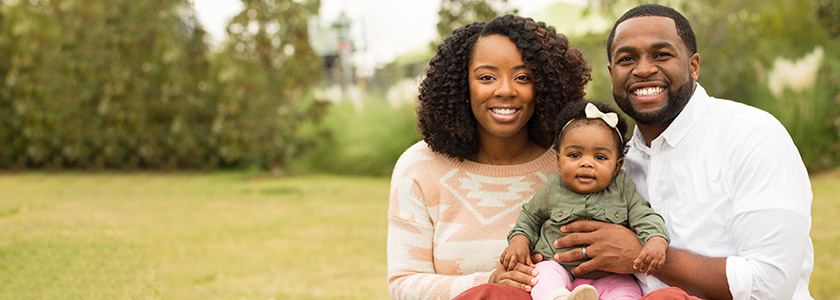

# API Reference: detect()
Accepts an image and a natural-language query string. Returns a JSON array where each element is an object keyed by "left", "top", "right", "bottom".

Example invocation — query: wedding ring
[{"left": 581, "top": 246, "right": 588, "bottom": 259}]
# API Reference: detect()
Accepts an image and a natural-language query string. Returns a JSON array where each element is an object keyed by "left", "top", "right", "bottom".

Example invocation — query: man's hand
[
  {"left": 500, "top": 235, "right": 533, "bottom": 271},
  {"left": 552, "top": 220, "right": 643, "bottom": 276},
  {"left": 635, "top": 236, "right": 668, "bottom": 275}
]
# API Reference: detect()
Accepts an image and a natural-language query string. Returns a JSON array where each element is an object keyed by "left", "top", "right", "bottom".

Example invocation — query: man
[{"left": 552, "top": 4, "right": 814, "bottom": 299}]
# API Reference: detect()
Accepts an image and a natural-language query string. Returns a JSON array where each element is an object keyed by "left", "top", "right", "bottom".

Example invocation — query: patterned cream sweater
[{"left": 387, "top": 141, "right": 558, "bottom": 299}]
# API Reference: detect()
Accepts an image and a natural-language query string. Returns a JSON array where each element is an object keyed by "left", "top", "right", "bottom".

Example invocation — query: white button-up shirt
[{"left": 624, "top": 84, "right": 814, "bottom": 299}]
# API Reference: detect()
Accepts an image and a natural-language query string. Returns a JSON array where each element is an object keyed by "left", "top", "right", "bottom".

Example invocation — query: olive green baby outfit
[{"left": 508, "top": 170, "right": 669, "bottom": 279}]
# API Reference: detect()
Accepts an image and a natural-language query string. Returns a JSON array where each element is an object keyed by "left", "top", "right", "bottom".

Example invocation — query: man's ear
[
  {"left": 690, "top": 53, "right": 700, "bottom": 81},
  {"left": 607, "top": 63, "right": 612, "bottom": 76},
  {"left": 614, "top": 157, "right": 624, "bottom": 177}
]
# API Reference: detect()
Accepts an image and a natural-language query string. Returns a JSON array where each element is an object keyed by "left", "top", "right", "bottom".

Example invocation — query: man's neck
[{"left": 636, "top": 122, "right": 672, "bottom": 147}]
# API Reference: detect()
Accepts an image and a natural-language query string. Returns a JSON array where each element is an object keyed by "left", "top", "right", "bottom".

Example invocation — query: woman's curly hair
[
  {"left": 553, "top": 101, "right": 629, "bottom": 158},
  {"left": 417, "top": 14, "right": 592, "bottom": 161}
]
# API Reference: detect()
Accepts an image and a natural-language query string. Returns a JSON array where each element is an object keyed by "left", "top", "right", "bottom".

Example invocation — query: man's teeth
[
  {"left": 634, "top": 87, "right": 664, "bottom": 96},
  {"left": 491, "top": 108, "right": 517, "bottom": 115}
]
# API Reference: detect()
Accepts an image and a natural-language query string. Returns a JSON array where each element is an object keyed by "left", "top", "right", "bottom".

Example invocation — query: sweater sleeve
[
  {"left": 387, "top": 163, "right": 490, "bottom": 299},
  {"left": 507, "top": 174, "right": 553, "bottom": 250},
  {"left": 621, "top": 172, "right": 670, "bottom": 245}
]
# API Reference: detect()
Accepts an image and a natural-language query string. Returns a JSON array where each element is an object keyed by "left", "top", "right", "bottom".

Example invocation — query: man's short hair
[{"left": 606, "top": 4, "right": 697, "bottom": 62}]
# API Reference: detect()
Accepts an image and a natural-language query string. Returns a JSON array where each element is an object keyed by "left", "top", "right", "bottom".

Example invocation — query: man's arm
[
  {"left": 551, "top": 220, "right": 731, "bottom": 299},
  {"left": 653, "top": 247, "right": 729, "bottom": 299},
  {"left": 554, "top": 220, "right": 732, "bottom": 299}
]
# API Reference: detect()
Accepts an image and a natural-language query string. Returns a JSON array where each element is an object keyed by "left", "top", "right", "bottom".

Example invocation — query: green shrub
[{"left": 292, "top": 94, "right": 420, "bottom": 176}]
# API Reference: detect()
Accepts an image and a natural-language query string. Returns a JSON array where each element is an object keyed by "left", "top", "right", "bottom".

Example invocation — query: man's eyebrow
[
  {"left": 614, "top": 45, "right": 635, "bottom": 56},
  {"left": 651, "top": 42, "right": 677, "bottom": 50}
]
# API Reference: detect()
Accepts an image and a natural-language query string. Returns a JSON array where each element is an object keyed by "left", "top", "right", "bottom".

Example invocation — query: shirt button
[
  {"left": 614, "top": 213, "right": 620, "bottom": 217},
  {"left": 558, "top": 212, "right": 563, "bottom": 216}
]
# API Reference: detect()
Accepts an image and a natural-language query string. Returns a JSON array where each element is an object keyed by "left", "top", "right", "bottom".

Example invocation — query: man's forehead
[{"left": 612, "top": 16, "right": 682, "bottom": 50}]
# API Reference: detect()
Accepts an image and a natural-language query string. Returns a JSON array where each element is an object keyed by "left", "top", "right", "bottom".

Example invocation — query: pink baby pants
[{"left": 530, "top": 260, "right": 642, "bottom": 300}]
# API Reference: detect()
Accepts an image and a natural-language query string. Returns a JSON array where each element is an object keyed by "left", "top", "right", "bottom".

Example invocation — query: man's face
[{"left": 608, "top": 16, "right": 699, "bottom": 126}]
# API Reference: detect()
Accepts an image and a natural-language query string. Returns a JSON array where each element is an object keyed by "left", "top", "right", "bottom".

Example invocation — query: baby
[{"left": 501, "top": 101, "right": 669, "bottom": 300}]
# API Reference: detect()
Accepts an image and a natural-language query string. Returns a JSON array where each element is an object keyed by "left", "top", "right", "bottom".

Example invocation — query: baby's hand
[
  {"left": 634, "top": 236, "right": 667, "bottom": 275},
  {"left": 500, "top": 235, "right": 532, "bottom": 271}
]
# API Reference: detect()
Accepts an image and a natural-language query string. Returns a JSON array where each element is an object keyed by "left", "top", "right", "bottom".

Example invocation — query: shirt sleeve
[
  {"left": 387, "top": 171, "right": 489, "bottom": 299},
  {"left": 620, "top": 173, "right": 670, "bottom": 245},
  {"left": 725, "top": 210, "right": 810, "bottom": 300},
  {"left": 724, "top": 118, "right": 812, "bottom": 300}
]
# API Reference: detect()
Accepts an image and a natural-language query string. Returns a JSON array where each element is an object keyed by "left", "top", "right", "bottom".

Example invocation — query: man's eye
[
  {"left": 654, "top": 53, "right": 672, "bottom": 59},
  {"left": 617, "top": 56, "right": 635, "bottom": 63}
]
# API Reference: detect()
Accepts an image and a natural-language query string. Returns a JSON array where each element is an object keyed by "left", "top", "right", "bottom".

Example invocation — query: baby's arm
[
  {"left": 500, "top": 235, "right": 533, "bottom": 271},
  {"left": 634, "top": 236, "right": 667, "bottom": 275}
]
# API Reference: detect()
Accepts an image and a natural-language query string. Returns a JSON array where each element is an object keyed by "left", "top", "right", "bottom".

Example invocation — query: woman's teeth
[{"left": 491, "top": 108, "right": 517, "bottom": 115}]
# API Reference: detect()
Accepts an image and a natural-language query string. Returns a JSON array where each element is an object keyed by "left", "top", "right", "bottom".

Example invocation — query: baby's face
[{"left": 556, "top": 122, "right": 622, "bottom": 194}]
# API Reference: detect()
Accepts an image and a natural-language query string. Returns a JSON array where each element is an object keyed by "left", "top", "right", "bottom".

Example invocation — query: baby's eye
[
  {"left": 595, "top": 154, "right": 608, "bottom": 160},
  {"left": 568, "top": 153, "right": 581, "bottom": 159}
]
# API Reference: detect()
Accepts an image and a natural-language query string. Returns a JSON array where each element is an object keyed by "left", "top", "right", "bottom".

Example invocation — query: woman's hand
[
  {"left": 488, "top": 261, "right": 539, "bottom": 292},
  {"left": 552, "top": 219, "right": 643, "bottom": 276}
]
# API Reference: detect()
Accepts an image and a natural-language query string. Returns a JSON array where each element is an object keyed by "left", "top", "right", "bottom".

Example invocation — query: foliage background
[{"left": 0, "top": 0, "right": 837, "bottom": 174}]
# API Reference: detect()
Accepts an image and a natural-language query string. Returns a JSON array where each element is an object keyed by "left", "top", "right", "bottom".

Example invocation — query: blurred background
[
  {"left": 1, "top": 0, "right": 838, "bottom": 175},
  {"left": 1, "top": 0, "right": 838, "bottom": 299}
]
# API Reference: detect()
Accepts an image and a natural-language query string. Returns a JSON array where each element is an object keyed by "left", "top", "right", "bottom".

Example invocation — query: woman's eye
[
  {"left": 478, "top": 75, "right": 494, "bottom": 81},
  {"left": 515, "top": 74, "right": 531, "bottom": 81}
]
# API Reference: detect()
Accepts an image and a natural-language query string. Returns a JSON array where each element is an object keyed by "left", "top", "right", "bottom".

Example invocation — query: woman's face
[{"left": 468, "top": 34, "right": 535, "bottom": 143}]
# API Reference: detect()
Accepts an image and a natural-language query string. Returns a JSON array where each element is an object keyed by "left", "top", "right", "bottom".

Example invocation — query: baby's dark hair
[
  {"left": 417, "top": 14, "right": 592, "bottom": 161},
  {"left": 553, "top": 101, "right": 628, "bottom": 157}
]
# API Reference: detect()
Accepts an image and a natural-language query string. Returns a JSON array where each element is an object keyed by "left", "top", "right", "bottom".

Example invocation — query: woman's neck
[{"left": 474, "top": 134, "right": 546, "bottom": 165}]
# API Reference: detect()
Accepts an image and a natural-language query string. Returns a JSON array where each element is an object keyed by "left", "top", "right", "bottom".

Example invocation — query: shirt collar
[{"left": 629, "top": 83, "right": 710, "bottom": 151}]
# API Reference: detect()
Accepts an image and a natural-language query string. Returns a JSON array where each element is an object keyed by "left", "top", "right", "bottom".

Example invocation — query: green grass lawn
[{"left": 0, "top": 171, "right": 837, "bottom": 299}]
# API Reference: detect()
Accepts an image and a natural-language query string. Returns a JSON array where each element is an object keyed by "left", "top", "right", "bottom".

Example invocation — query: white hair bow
[{"left": 584, "top": 103, "right": 619, "bottom": 128}]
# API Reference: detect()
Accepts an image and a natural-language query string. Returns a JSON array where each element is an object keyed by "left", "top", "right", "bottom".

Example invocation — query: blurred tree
[
  {"left": 0, "top": 0, "right": 215, "bottom": 169},
  {"left": 432, "top": 0, "right": 516, "bottom": 50},
  {"left": 212, "top": 0, "right": 324, "bottom": 174},
  {"left": 816, "top": 0, "right": 840, "bottom": 39}
]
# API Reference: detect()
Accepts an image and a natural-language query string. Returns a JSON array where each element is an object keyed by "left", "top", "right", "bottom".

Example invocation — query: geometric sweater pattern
[{"left": 387, "top": 141, "right": 558, "bottom": 299}]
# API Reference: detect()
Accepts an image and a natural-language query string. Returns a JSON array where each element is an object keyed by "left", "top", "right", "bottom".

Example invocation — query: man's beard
[{"left": 613, "top": 78, "right": 695, "bottom": 126}]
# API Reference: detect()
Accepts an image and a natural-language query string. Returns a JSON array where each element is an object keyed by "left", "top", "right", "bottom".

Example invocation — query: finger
[
  {"left": 643, "top": 253, "right": 655, "bottom": 269},
  {"left": 514, "top": 261, "right": 539, "bottom": 279},
  {"left": 531, "top": 253, "right": 543, "bottom": 263},
  {"left": 570, "top": 258, "right": 597, "bottom": 277},
  {"left": 497, "top": 278, "right": 533, "bottom": 292},
  {"left": 554, "top": 232, "right": 596, "bottom": 249},
  {"left": 507, "top": 257, "right": 516, "bottom": 271},
  {"left": 525, "top": 254, "right": 533, "bottom": 267},
  {"left": 560, "top": 219, "right": 605, "bottom": 233},
  {"left": 496, "top": 264, "right": 538, "bottom": 288}
]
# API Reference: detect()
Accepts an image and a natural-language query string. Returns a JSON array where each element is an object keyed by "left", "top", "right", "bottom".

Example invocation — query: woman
[{"left": 387, "top": 14, "right": 591, "bottom": 299}]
